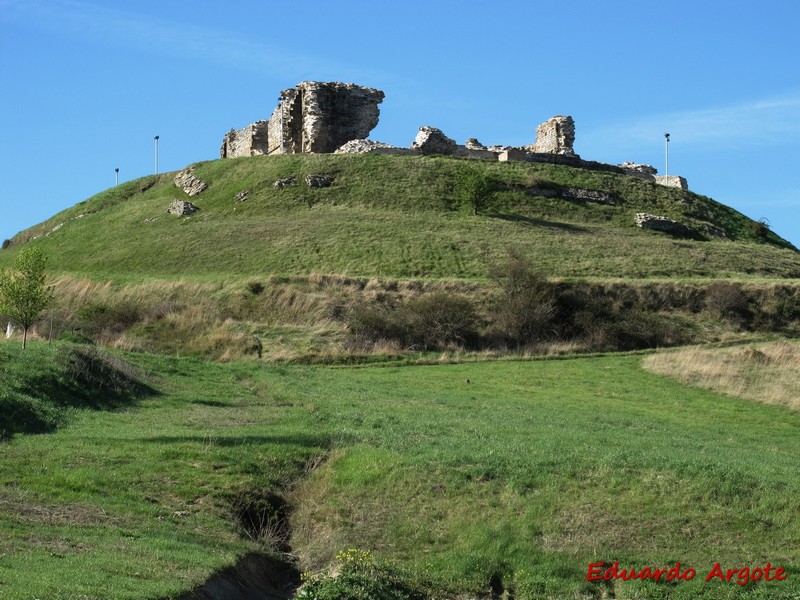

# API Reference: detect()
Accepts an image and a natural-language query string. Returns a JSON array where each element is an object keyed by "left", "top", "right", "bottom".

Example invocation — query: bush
[
  {"left": 747, "top": 218, "right": 770, "bottom": 240},
  {"left": 705, "top": 282, "right": 751, "bottom": 324},
  {"left": 76, "top": 301, "right": 142, "bottom": 339},
  {"left": 297, "top": 549, "right": 427, "bottom": 600},
  {"left": 346, "top": 292, "right": 478, "bottom": 351},
  {"left": 404, "top": 292, "right": 478, "bottom": 349},
  {"left": 247, "top": 281, "right": 265, "bottom": 295},
  {"left": 346, "top": 303, "right": 408, "bottom": 347},
  {"left": 489, "top": 251, "right": 557, "bottom": 346},
  {"left": 1, "top": 239, "right": 10, "bottom": 249}
]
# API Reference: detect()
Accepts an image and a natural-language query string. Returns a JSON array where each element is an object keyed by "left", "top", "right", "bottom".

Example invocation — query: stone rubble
[
  {"left": 619, "top": 162, "right": 658, "bottom": 179},
  {"left": 167, "top": 200, "right": 199, "bottom": 217},
  {"left": 234, "top": 190, "right": 250, "bottom": 202},
  {"left": 635, "top": 213, "right": 692, "bottom": 235},
  {"left": 411, "top": 126, "right": 460, "bottom": 155},
  {"left": 273, "top": 177, "right": 296, "bottom": 188},
  {"left": 305, "top": 174, "right": 332, "bottom": 188},
  {"left": 334, "top": 139, "right": 411, "bottom": 154},
  {"left": 561, "top": 188, "right": 616, "bottom": 205},
  {"left": 174, "top": 167, "right": 209, "bottom": 196}
]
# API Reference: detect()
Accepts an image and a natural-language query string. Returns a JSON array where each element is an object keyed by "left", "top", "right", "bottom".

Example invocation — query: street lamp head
[
  {"left": 115, "top": 168, "right": 119, "bottom": 173},
  {"left": 665, "top": 132, "right": 670, "bottom": 141},
  {"left": 154, "top": 135, "right": 159, "bottom": 141}
]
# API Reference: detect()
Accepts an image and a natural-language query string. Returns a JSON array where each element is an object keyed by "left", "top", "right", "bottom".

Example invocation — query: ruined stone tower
[
  {"left": 220, "top": 81, "right": 384, "bottom": 158},
  {"left": 528, "top": 115, "right": 576, "bottom": 155}
]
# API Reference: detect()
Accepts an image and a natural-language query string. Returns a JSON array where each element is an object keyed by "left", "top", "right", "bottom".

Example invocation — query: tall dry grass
[{"left": 643, "top": 341, "right": 800, "bottom": 410}]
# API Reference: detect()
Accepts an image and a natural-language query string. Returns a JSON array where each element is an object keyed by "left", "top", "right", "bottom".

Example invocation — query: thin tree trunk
[{"left": 22, "top": 327, "right": 27, "bottom": 349}]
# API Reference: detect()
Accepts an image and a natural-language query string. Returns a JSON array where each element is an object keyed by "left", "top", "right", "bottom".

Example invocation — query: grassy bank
[
  {"left": 1, "top": 343, "right": 798, "bottom": 599},
  {"left": 643, "top": 340, "right": 800, "bottom": 410},
  {"left": 10, "top": 273, "right": 797, "bottom": 362}
]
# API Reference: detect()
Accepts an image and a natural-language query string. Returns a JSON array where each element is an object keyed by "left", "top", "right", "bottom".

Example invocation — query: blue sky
[{"left": 1, "top": 0, "right": 799, "bottom": 249}]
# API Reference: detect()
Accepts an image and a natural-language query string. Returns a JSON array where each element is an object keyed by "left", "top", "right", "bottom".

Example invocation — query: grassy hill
[
  {"left": 2, "top": 154, "right": 800, "bottom": 599},
  {"left": 3, "top": 154, "right": 799, "bottom": 280}
]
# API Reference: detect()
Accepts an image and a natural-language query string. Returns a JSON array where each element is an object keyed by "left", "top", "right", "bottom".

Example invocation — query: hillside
[
  {"left": 3, "top": 154, "right": 800, "bottom": 600},
  {"left": 3, "top": 154, "right": 799, "bottom": 280}
]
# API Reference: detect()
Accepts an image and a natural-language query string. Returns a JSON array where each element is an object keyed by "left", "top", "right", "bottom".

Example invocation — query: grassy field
[
  {"left": 2, "top": 154, "right": 798, "bottom": 281},
  {"left": 1, "top": 342, "right": 798, "bottom": 599}
]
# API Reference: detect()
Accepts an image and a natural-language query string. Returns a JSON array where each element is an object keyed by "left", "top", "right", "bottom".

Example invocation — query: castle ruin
[
  {"left": 220, "top": 81, "right": 687, "bottom": 189},
  {"left": 221, "top": 81, "right": 384, "bottom": 158}
]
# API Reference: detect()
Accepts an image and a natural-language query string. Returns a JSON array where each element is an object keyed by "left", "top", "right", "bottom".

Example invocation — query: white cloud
[
  {"left": 0, "top": 0, "right": 378, "bottom": 81},
  {"left": 581, "top": 91, "right": 800, "bottom": 154}
]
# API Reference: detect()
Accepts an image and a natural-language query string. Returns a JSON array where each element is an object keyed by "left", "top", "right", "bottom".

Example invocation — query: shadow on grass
[
  {"left": 0, "top": 344, "right": 159, "bottom": 440},
  {"left": 487, "top": 212, "right": 589, "bottom": 233}
]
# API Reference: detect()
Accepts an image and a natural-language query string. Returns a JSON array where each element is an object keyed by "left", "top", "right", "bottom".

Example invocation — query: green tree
[
  {"left": 456, "top": 166, "right": 497, "bottom": 215},
  {"left": 0, "top": 247, "right": 54, "bottom": 349}
]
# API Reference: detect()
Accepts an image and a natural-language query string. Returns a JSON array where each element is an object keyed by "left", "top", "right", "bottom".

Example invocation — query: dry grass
[{"left": 643, "top": 340, "right": 800, "bottom": 410}]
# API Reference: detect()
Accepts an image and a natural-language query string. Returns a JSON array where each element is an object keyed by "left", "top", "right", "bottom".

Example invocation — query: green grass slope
[
  {"left": 3, "top": 154, "right": 799, "bottom": 280},
  {"left": 1, "top": 344, "right": 798, "bottom": 599}
]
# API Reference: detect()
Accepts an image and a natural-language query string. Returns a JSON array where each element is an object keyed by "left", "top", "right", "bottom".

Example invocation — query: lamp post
[
  {"left": 154, "top": 135, "right": 160, "bottom": 175},
  {"left": 115, "top": 167, "right": 119, "bottom": 186},
  {"left": 664, "top": 132, "right": 670, "bottom": 178}
]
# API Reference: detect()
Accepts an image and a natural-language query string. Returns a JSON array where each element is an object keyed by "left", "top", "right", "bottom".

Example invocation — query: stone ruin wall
[
  {"left": 221, "top": 81, "right": 384, "bottom": 158},
  {"left": 220, "top": 121, "right": 270, "bottom": 158},
  {"left": 220, "top": 81, "right": 686, "bottom": 189},
  {"left": 527, "top": 115, "right": 576, "bottom": 155}
]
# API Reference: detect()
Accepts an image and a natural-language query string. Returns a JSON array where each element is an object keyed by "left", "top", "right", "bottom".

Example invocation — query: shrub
[
  {"left": 346, "top": 303, "right": 408, "bottom": 347},
  {"left": 405, "top": 292, "right": 478, "bottom": 349},
  {"left": 346, "top": 293, "right": 478, "bottom": 351},
  {"left": 705, "top": 282, "right": 751, "bottom": 324},
  {"left": 747, "top": 218, "right": 770, "bottom": 240},
  {"left": 1, "top": 239, "right": 10, "bottom": 249},
  {"left": 247, "top": 281, "right": 265, "bottom": 295},
  {"left": 489, "top": 251, "right": 557, "bottom": 346},
  {"left": 297, "top": 549, "right": 427, "bottom": 600},
  {"left": 77, "top": 301, "right": 142, "bottom": 339}
]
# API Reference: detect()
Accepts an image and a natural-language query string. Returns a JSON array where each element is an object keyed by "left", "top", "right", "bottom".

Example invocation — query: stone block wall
[
  {"left": 528, "top": 115, "right": 576, "bottom": 155},
  {"left": 655, "top": 175, "right": 689, "bottom": 190},
  {"left": 220, "top": 121, "right": 270, "bottom": 158}
]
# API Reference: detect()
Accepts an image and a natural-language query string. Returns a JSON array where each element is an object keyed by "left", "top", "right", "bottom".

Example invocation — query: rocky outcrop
[
  {"left": 529, "top": 116, "right": 576, "bottom": 155},
  {"left": 220, "top": 121, "right": 270, "bottom": 158},
  {"left": 465, "top": 138, "right": 486, "bottom": 150},
  {"left": 412, "top": 126, "right": 459, "bottom": 155},
  {"left": 167, "top": 200, "right": 199, "bottom": 216},
  {"left": 174, "top": 167, "right": 208, "bottom": 196},
  {"left": 635, "top": 213, "right": 691, "bottom": 235},
  {"left": 305, "top": 174, "right": 332, "bottom": 188}
]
